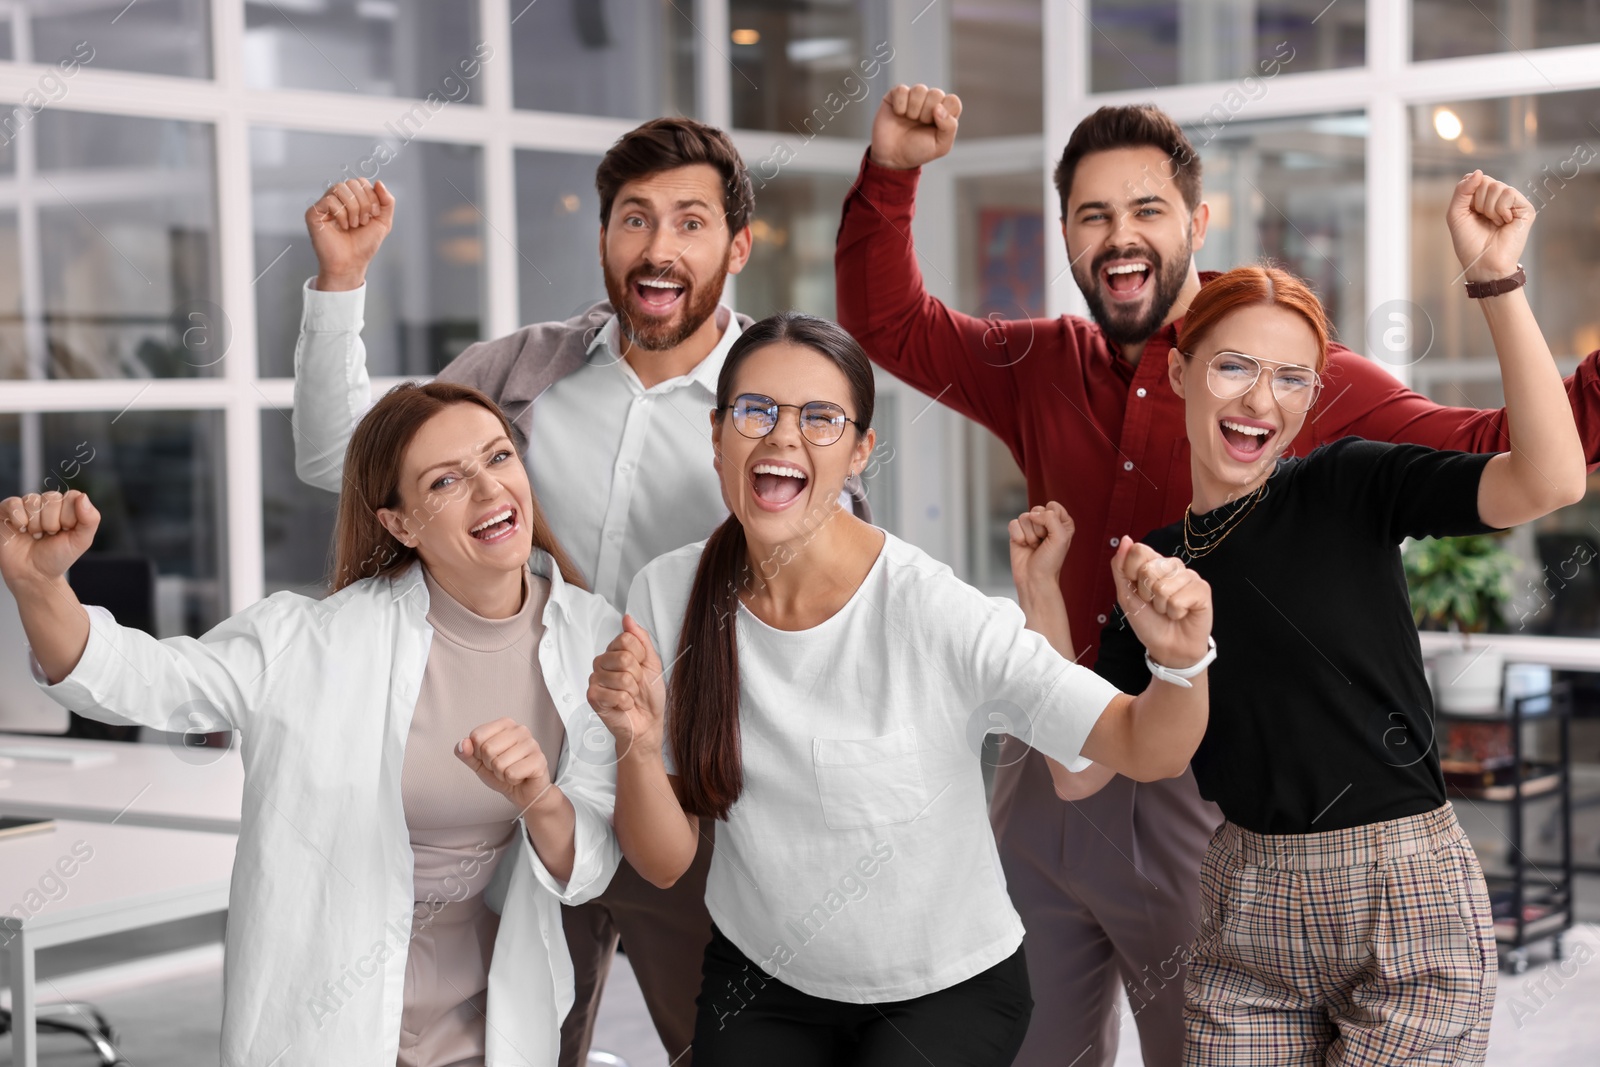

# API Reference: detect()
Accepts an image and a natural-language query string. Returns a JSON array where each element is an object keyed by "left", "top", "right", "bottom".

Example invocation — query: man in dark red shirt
[{"left": 835, "top": 85, "right": 1600, "bottom": 1067}]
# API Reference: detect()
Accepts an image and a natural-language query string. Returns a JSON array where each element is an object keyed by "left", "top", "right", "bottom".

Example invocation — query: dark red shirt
[{"left": 835, "top": 154, "right": 1600, "bottom": 665}]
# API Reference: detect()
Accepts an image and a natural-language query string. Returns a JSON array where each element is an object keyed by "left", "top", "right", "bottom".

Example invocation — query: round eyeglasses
[
  {"left": 1182, "top": 350, "right": 1324, "bottom": 414},
  {"left": 718, "top": 393, "right": 863, "bottom": 446}
]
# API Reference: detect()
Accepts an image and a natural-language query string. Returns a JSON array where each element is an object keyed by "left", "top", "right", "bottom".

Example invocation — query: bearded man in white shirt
[{"left": 292, "top": 117, "right": 857, "bottom": 1067}]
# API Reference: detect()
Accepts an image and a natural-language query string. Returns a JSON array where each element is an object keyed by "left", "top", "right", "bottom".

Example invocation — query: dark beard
[
  {"left": 1072, "top": 237, "right": 1192, "bottom": 349},
  {"left": 603, "top": 245, "right": 732, "bottom": 352}
]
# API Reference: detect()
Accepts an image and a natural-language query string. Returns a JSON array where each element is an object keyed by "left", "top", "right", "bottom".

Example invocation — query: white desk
[
  {"left": 1417, "top": 630, "right": 1600, "bottom": 672},
  {"left": 0, "top": 736, "right": 242, "bottom": 835},
  {"left": 0, "top": 819, "right": 235, "bottom": 1067}
]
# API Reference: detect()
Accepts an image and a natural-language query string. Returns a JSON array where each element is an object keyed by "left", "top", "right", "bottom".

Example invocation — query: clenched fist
[
  {"left": 1447, "top": 170, "right": 1534, "bottom": 284},
  {"left": 457, "top": 718, "right": 558, "bottom": 816},
  {"left": 1008, "top": 501, "right": 1074, "bottom": 592},
  {"left": 0, "top": 490, "right": 100, "bottom": 591},
  {"left": 305, "top": 177, "right": 396, "bottom": 292},
  {"left": 586, "top": 615, "right": 666, "bottom": 761},
  {"left": 869, "top": 83, "right": 963, "bottom": 171},
  {"left": 1109, "top": 536, "right": 1212, "bottom": 671}
]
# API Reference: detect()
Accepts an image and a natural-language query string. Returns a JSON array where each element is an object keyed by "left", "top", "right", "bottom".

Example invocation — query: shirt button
[
  {"left": 1109, "top": 538, "right": 1119, "bottom": 548},
  {"left": 1123, "top": 461, "right": 1134, "bottom": 471},
  {"left": 608, "top": 529, "right": 623, "bottom": 542},
  {"left": 1136, "top": 388, "right": 1147, "bottom": 398},
  {"left": 1097, "top": 614, "right": 1108, "bottom": 624},
  {"left": 618, "top": 462, "right": 633, "bottom": 473}
]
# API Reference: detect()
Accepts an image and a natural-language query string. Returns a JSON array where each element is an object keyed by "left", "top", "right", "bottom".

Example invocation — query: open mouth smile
[
  {"left": 1217, "top": 417, "right": 1276, "bottom": 463},
  {"left": 468, "top": 505, "right": 521, "bottom": 544},
  {"left": 749, "top": 461, "right": 809, "bottom": 512},
  {"left": 1101, "top": 260, "right": 1151, "bottom": 303},
  {"left": 632, "top": 276, "right": 687, "bottom": 317}
]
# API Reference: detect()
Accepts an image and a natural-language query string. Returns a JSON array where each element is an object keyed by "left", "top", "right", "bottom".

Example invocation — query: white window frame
[{"left": 3, "top": 2, "right": 1599, "bottom": 610}]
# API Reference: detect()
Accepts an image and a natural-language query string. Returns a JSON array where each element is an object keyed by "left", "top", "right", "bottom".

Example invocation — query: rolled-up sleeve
[{"left": 520, "top": 720, "right": 620, "bottom": 906}]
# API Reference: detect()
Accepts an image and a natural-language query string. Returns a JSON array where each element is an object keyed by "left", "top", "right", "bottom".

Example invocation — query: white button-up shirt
[
  {"left": 34, "top": 552, "right": 622, "bottom": 1067},
  {"left": 528, "top": 312, "right": 737, "bottom": 605},
  {"left": 291, "top": 280, "right": 737, "bottom": 609}
]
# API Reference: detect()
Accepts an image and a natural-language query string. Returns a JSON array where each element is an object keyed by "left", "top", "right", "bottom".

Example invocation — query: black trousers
[{"left": 692, "top": 925, "right": 1033, "bottom": 1067}]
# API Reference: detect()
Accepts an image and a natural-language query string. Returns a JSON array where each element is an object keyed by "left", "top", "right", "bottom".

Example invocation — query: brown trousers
[
  {"left": 558, "top": 830, "right": 715, "bottom": 1067},
  {"left": 990, "top": 742, "right": 1223, "bottom": 1067}
]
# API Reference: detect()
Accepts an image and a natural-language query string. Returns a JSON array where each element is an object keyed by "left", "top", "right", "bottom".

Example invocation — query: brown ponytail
[
  {"left": 666, "top": 312, "right": 875, "bottom": 820},
  {"left": 667, "top": 515, "right": 750, "bottom": 819}
]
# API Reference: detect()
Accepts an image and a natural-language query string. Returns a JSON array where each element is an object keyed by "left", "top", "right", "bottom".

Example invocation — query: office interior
[{"left": 0, "top": 1, "right": 1599, "bottom": 1064}]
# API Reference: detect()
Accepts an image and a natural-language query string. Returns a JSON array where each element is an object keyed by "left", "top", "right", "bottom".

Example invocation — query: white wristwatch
[{"left": 1144, "top": 637, "right": 1218, "bottom": 689}]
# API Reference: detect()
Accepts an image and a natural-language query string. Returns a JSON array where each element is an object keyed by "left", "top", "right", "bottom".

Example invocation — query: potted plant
[{"left": 1403, "top": 533, "right": 1518, "bottom": 714}]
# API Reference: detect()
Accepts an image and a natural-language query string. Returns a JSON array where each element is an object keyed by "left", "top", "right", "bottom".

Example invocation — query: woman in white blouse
[
  {"left": 0, "top": 382, "right": 623, "bottom": 1067},
  {"left": 586, "top": 312, "right": 1217, "bottom": 1066}
]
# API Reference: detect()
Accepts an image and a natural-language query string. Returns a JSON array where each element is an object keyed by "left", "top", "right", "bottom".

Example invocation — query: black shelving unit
[{"left": 1439, "top": 681, "right": 1575, "bottom": 974}]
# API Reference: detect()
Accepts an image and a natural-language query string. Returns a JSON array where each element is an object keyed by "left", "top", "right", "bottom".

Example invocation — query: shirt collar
[
  {"left": 589, "top": 305, "right": 741, "bottom": 394},
  {"left": 531, "top": 547, "right": 575, "bottom": 623}
]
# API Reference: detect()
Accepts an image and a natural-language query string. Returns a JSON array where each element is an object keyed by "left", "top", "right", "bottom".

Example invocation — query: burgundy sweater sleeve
[
  {"left": 835, "top": 152, "right": 1034, "bottom": 447},
  {"left": 1311, "top": 343, "right": 1600, "bottom": 466}
]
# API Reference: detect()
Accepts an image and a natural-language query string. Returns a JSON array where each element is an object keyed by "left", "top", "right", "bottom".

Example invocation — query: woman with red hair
[{"left": 1013, "top": 170, "right": 1584, "bottom": 1066}]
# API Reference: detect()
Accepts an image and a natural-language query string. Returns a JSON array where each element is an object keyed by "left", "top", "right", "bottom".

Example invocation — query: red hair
[{"left": 1175, "top": 265, "right": 1330, "bottom": 372}]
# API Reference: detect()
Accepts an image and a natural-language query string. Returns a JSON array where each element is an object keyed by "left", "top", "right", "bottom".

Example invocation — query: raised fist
[
  {"left": 1009, "top": 501, "right": 1075, "bottom": 592},
  {"left": 1109, "top": 537, "right": 1212, "bottom": 672},
  {"left": 1447, "top": 170, "right": 1534, "bottom": 284},
  {"left": 305, "top": 178, "right": 396, "bottom": 292},
  {"left": 0, "top": 490, "right": 100, "bottom": 591},
  {"left": 869, "top": 84, "right": 962, "bottom": 171}
]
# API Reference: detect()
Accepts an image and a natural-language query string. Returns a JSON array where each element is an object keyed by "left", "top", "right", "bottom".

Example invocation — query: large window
[
  {"left": 252, "top": 129, "right": 484, "bottom": 379},
  {"left": 512, "top": 0, "right": 696, "bottom": 118},
  {"left": 1191, "top": 113, "right": 1366, "bottom": 348},
  {"left": 244, "top": 0, "right": 479, "bottom": 97},
  {"left": 1411, "top": 87, "right": 1600, "bottom": 636},
  {"left": 5, "top": 0, "right": 1600, "bottom": 641},
  {"left": 1089, "top": 0, "right": 1364, "bottom": 92},
  {"left": 0, "top": 0, "right": 936, "bottom": 625},
  {"left": 1413, "top": 0, "right": 1600, "bottom": 61}
]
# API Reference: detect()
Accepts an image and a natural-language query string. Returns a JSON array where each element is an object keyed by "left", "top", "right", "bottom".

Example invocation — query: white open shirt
[
  {"left": 34, "top": 551, "right": 622, "bottom": 1066},
  {"left": 629, "top": 533, "right": 1121, "bottom": 1003}
]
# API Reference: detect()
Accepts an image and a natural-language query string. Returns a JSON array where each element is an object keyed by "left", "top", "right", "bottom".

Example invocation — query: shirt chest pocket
[{"left": 811, "top": 726, "right": 929, "bottom": 830}]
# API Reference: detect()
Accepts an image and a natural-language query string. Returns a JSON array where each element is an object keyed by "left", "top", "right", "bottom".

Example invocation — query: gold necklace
[{"left": 1182, "top": 481, "right": 1270, "bottom": 559}]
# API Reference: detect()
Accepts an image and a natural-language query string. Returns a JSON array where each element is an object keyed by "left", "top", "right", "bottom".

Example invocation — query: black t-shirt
[{"left": 1094, "top": 437, "right": 1497, "bottom": 834}]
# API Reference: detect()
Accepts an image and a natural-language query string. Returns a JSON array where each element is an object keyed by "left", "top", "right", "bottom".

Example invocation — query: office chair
[{"left": 0, "top": 1004, "right": 129, "bottom": 1066}]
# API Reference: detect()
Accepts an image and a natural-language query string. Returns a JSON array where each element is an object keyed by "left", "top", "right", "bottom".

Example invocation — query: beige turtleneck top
[{"left": 395, "top": 566, "right": 566, "bottom": 1067}]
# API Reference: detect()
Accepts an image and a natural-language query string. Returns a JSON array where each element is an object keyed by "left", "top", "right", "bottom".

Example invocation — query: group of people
[{"left": 3, "top": 80, "right": 1598, "bottom": 1067}]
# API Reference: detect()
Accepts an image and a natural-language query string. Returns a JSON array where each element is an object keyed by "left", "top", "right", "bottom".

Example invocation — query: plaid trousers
[{"left": 1183, "top": 804, "right": 1497, "bottom": 1066}]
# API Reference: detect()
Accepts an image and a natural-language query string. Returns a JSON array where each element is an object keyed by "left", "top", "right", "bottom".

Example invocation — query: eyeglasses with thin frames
[
  {"left": 1181, "top": 350, "right": 1324, "bottom": 414},
  {"left": 718, "top": 393, "right": 864, "bottom": 446}
]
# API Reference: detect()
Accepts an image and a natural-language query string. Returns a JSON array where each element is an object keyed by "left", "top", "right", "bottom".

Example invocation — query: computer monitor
[
  {"left": 0, "top": 555, "right": 157, "bottom": 739},
  {"left": 0, "top": 579, "right": 70, "bottom": 734}
]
